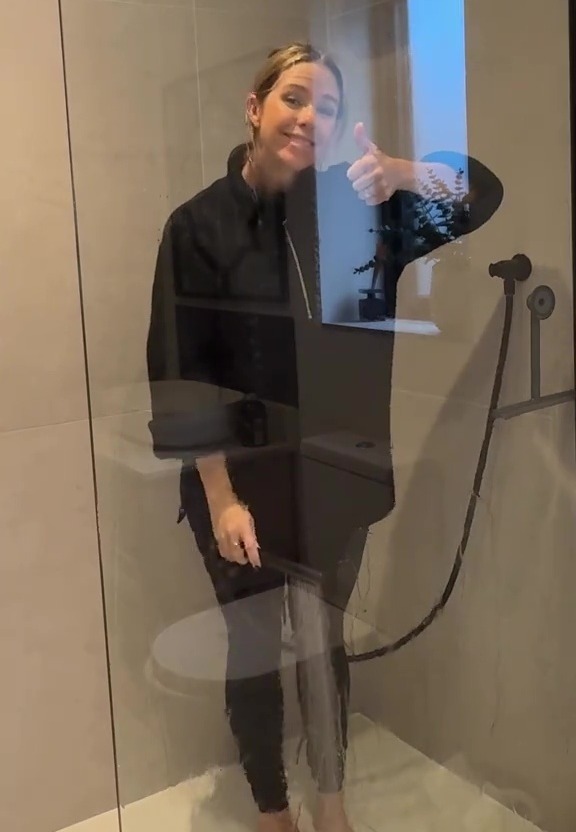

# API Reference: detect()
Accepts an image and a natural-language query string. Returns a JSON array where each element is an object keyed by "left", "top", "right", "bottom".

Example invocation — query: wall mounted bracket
[{"left": 490, "top": 270, "right": 575, "bottom": 421}]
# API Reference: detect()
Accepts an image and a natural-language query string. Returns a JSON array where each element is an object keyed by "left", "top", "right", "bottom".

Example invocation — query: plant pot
[{"left": 358, "top": 289, "right": 387, "bottom": 322}]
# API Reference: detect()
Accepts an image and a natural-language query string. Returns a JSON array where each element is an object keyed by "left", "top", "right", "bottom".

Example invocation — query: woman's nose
[{"left": 298, "top": 103, "right": 316, "bottom": 126}]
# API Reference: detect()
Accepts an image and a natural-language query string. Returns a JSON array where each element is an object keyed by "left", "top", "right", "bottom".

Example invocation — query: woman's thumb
[{"left": 354, "top": 121, "right": 375, "bottom": 154}]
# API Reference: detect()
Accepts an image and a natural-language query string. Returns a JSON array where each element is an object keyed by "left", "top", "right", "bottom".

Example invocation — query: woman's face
[{"left": 248, "top": 62, "right": 341, "bottom": 174}]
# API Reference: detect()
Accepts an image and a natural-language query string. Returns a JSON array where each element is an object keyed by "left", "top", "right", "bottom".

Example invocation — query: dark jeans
[{"left": 181, "top": 467, "right": 367, "bottom": 814}]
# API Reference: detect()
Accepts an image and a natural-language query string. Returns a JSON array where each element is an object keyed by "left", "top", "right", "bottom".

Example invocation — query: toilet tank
[{"left": 299, "top": 431, "right": 396, "bottom": 553}]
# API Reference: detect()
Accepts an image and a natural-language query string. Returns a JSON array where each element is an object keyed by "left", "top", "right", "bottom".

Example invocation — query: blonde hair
[{"left": 247, "top": 41, "right": 345, "bottom": 144}]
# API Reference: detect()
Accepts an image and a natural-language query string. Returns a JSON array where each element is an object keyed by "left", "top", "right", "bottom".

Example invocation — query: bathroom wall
[
  {"left": 351, "top": 3, "right": 576, "bottom": 831},
  {"left": 0, "top": 3, "right": 118, "bottom": 832},
  {"left": 59, "top": 0, "right": 328, "bottom": 807}
]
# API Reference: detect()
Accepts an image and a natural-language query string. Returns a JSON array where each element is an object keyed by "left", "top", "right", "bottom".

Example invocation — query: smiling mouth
[{"left": 286, "top": 134, "right": 314, "bottom": 147}]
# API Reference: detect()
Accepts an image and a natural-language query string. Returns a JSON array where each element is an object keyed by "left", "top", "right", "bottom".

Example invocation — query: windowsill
[{"left": 328, "top": 318, "right": 440, "bottom": 336}]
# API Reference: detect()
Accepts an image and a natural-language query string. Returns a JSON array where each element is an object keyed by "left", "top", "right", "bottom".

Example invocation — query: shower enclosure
[{"left": 56, "top": 1, "right": 576, "bottom": 830}]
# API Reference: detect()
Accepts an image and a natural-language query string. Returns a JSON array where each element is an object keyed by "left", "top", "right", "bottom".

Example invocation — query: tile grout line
[{"left": 191, "top": 0, "right": 207, "bottom": 187}]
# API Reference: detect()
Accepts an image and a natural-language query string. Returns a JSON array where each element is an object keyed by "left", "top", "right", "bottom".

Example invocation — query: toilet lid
[
  {"left": 150, "top": 590, "right": 298, "bottom": 692},
  {"left": 149, "top": 587, "right": 379, "bottom": 695}
]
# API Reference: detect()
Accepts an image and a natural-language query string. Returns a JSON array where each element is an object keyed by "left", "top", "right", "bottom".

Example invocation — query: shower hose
[{"left": 348, "top": 273, "right": 516, "bottom": 662}]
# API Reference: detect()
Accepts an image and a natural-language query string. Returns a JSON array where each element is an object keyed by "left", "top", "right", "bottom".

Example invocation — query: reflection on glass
[{"left": 58, "top": 0, "right": 575, "bottom": 830}]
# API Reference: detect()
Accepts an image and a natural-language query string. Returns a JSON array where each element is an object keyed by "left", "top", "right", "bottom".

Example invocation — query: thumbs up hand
[
  {"left": 353, "top": 121, "right": 378, "bottom": 156},
  {"left": 347, "top": 122, "right": 406, "bottom": 206}
]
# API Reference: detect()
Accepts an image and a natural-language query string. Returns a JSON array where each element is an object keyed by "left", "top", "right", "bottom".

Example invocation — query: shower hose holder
[{"left": 489, "top": 254, "right": 574, "bottom": 421}]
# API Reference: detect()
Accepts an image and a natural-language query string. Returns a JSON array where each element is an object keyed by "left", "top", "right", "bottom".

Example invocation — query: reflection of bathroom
[{"left": 4, "top": 2, "right": 576, "bottom": 832}]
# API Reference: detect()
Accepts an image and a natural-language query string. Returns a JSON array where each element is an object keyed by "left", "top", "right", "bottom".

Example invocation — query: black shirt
[{"left": 147, "top": 144, "right": 503, "bottom": 530}]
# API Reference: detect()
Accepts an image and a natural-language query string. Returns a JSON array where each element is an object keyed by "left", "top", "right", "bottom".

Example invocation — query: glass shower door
[{"left": 58, "top": 0, "right": 576, "bottom": 830}]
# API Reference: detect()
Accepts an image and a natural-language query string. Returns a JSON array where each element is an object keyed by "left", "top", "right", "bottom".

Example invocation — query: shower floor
[{"left": 60, "top": 713, "right": 542, "bottom": 832}]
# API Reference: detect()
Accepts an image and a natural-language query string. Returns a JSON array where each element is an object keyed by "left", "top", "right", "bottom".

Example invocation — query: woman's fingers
[
  {"left": 216, "top": 508, "right": 260, "bottom": 567},
  {"left": 231, "top": 540, "right": 250, "bottom": 564},
  {"left": 348, "top": 161, "right": 378, "bottom": 191},
  {"left": 237, "top": 511, "right": 260, "bottom": 567},
  {"left": 352, "top": 170, "right": 395, "bottom": 203},
  {"left": 218, "top": 534, "right": 245, "bottom": 563},
  {"left": 242, "top": 527, "right": 261, "bottom": 568}
]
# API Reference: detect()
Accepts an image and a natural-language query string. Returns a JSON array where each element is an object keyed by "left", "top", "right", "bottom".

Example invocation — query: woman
[{"left": 147, "top": 42, "right": 503, "bottom": 832}]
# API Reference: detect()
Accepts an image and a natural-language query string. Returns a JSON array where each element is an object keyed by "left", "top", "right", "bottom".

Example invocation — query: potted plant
[
  {"left": 353, "top": 238, "right": 389, "bottom": 321},
  {"left": 354, "top": 167, "right": 471, "bottom": 329},
  {"left": 420, "top": 168, "right": 472, "bottom": 337}
]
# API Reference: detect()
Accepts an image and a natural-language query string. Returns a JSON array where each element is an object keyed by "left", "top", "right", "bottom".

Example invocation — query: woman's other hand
[
  {"left": 196, "top": 454, "right": 261, "bottom": 568},
  {"left": 214, "top": 502, "right": 261, "bottom": 567}
]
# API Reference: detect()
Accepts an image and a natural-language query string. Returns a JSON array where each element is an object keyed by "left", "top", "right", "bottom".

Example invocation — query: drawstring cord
[{"left": 284, "top": 220, "right": 313, "bottom": 320}]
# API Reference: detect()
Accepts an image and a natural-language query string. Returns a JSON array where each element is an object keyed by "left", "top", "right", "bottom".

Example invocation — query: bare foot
[
  {"left": 314, "top": 792, "right": 354, "bottom": 832},
  {"left": 257, "top": 808, "right": 300, "bottom": 832}
]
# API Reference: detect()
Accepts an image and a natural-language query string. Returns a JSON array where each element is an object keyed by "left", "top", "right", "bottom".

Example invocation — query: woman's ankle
[{"left": 314, "top": 792, "right": 353, "bottom": 831}]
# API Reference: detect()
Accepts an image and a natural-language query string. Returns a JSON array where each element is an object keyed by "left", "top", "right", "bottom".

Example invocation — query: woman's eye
[{"left": 285, "top": 95, "right": 301, "bottom": 107}]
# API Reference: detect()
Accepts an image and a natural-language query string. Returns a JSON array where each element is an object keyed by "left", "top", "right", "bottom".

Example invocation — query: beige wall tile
[
  {"left": 90, "top": 0, "right": 192, "bottom": 5},
  {"left": 329, "top": 0, "right": 385, "bottom": 16},
  {"left": 0, "top": 421, "right": 117, "bottom": 832},
  {"left": 196, "top": 0, "right": 312, "bottom": 16},
  {"left": 57, "top": 810, "right": 119, "bottom": 832},
  {"left": 327, "top": 4, "right": 376, "bottom": 165},
  {"left": 60, "top": 0, "right": 202, "bottom": 419},
  {"left": 328, "top": 0, "right": 409, "bottom": 164},
  {"left": 0, "top": 2, "right": 89, "bottom": 432}
]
